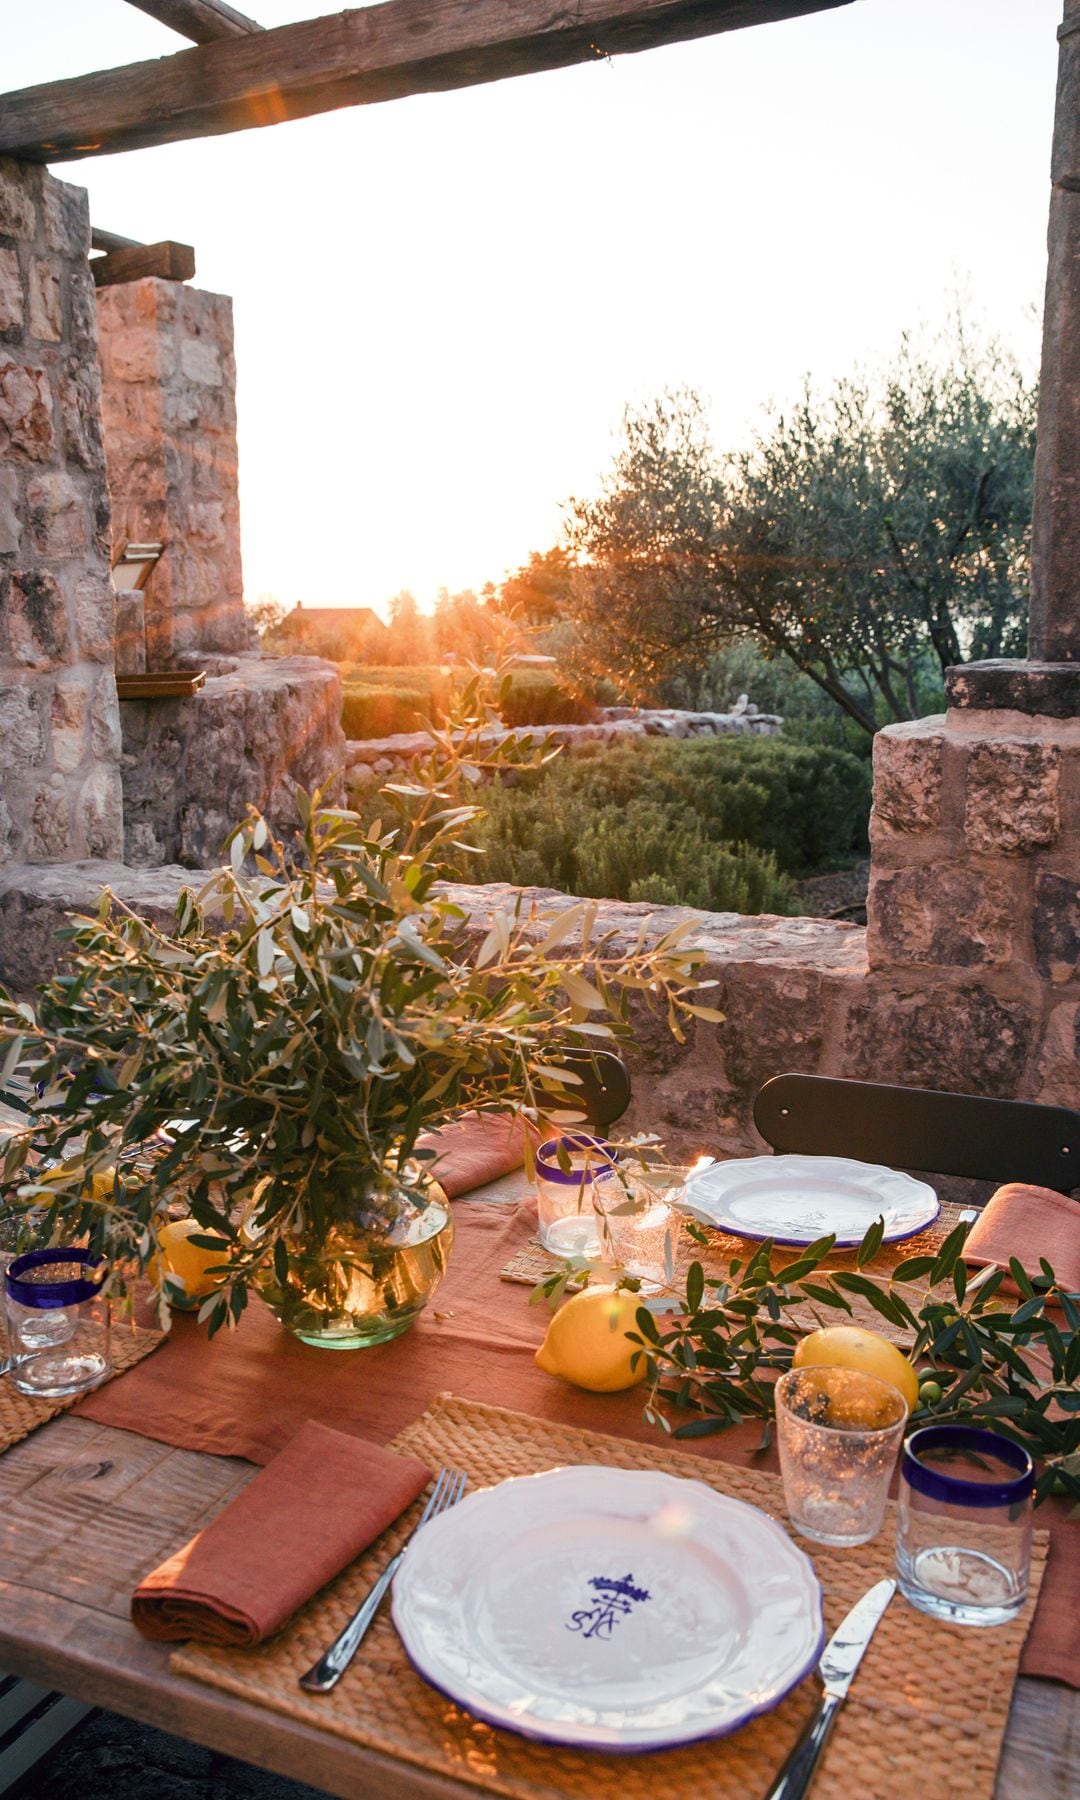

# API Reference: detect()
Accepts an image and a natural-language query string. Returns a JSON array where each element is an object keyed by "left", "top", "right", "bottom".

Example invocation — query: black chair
[
  {"left": 752, "top": 1074, "right": 1080, "bottom": 1196},
  {"left": 556, "top": 1047, "right": 631, "bottom": 1132}
]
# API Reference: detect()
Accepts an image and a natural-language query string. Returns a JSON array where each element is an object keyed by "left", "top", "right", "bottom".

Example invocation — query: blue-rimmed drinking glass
[
  {"left": 534, "top": 1134, "right": 619, "bottom": 1258},
  {"left": 4, "top": 1247, "right": 111, "bottom": 1397},
  {"left": 896, "top": 1425, "right": 1034, "bottom": 1626}
]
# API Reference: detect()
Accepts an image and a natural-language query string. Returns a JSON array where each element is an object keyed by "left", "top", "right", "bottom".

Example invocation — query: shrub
[
  {"left": 473, "top": 736, "right": 869, "bottom": 878},
  {"left": 339, "top": 666, "right": 593, "bottom": 739},
  {"left": 466, "top": 773, "right": 792, "bottom": 915}
]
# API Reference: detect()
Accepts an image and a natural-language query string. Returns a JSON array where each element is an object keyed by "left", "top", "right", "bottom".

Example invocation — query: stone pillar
[
  {"left": 0, "top": 157, "right": 123, "bottom": 865},
  {"left": 95, "top": 278, "right": 248, "bottom": 665},
  {"left": 1029, "top": 0, "right": 1080, "bottom": 663},
  {"left": 866, "top": 691, "right": 1080, "bottom": 1111}
]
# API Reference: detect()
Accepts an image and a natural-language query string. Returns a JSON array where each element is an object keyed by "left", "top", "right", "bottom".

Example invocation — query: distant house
[
  {"left": 281, "top": 603, "right": 389, "bottom": 639},
  {"left": 278, "top": 603, "right": 390, "bottom": 660}
]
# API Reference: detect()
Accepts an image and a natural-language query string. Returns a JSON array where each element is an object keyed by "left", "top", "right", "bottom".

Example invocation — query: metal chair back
[{"left": 752, "top": 1074, "right": 1080, "bottom": 1195}]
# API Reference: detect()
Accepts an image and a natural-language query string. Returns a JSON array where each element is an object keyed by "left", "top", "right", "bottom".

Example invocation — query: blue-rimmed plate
[
  {"left": 682, "top": 1153, "right": 939, "bottom": 1247},
  {"left": 392, "top": 1465, "right": 823, "bottom": 1752}
]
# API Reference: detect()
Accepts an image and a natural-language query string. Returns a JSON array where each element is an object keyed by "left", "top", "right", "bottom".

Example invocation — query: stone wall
[
  {"left": 867, "top": 701, "right": 1080, "bottom": 1112},
  {"left": 121, "top": 652, "right": 346, "bottom": 867},
  {"left": 96, "top": 278, "right": 247, "bottom": 663},
  {"left": 345, "top": 705, "right": 782, "bottom": 789},
  {"left": 0, "top": 157, "right": 123, "bottom": 865}
]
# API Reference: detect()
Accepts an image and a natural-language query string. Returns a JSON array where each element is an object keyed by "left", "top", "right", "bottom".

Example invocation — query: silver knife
[{"left": 762, "top": 1577, "right": 896, "bottom": 1800}]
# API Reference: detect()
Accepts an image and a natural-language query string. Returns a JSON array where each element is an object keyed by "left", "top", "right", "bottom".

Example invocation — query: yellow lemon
[
  {"left": 793, "top": 1324, "right": 918, "bottom": 1413},
  {"left": 535, "top": 1286, "right": 647, "bottom": 1393},
  {"left": 37, "top": 1160, "right": 115, "bottom": 1202},
  {"left": 151, "top": 1218, "right": 231, "bottom": 1309}
]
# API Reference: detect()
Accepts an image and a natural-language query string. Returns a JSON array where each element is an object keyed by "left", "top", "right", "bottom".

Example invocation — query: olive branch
[{"left": 620, "top": 1216, "right": 1080, "bottom": 1507}]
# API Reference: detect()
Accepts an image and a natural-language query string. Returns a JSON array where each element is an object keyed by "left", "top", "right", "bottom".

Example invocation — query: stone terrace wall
[
  {"left": 96, "top": 278, "right": 247, "bottom": 664},
  {"left": 0, "top": 158, "right": 123, "bottom": 864},
  {"left": 121, "top": 652, "right": 345, "bottom": 867},
  {"left": 1, "top": 843, "right": 1076, "bottom": 1159},
  {"left": 345, "top": 705, "right": 782, "bottom": 788}
]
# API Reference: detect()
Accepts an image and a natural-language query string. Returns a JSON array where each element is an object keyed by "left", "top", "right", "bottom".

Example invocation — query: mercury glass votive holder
[
  {"left": 594, "top": 1168, "right": 685, "bottom": 1292},
  {"left": 896, "top": 1426, "right": 1034, "bottom": 1626},
  {"left": 776, "top": 1365, "right": 908, "bottom": 1547},
  {"left": 4, "top": 1247, "right": 111, "bottom": 1397}
]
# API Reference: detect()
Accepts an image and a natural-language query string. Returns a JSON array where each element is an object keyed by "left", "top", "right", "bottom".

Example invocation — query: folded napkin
[
  {"left": 964, "top": 1183, "right": 1080, "bottom": 1293},
  {"left": 418, "top": 1111, "right": 530, "bottom": 1199},
  {"left": 132, "top": 1420, "right": 429, "bottom": 1645}
]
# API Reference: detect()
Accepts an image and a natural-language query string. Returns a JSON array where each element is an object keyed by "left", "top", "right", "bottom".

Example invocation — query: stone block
[
  {"left": 107, "top": 326, "right": 161, "bottom": 384},
  {"left": 0, "top": 570, "right": 70, "bottom": 668},
  {"left": 25, "top": 471, "right": 86, "bottom": 558},
  {"left": 72, "top": 570, "right": 115, "bottom": 663},
  {"left": 0, "top": 246, "right": 23, "bottom": 336},
  {"left": 0, "top": 467, "right": 19, "bottom": 554},
  {"left": 28, "top": 260, "right": 61, "bottom": 343},
  {"left": 0, "top": 161, "right": 36, "bottom": 241},
  {"left": 867, "top": 866, "right": 1016, "bottom": 970},
  {"left": 1034, "top": 1002, "right": 1080, "bottom": 1110},
  {"left": 39, "top": 175, "right": 89, "bottom": 258},
  {"left": 0, "top": 358, "right": 54, "bottom": 462},
  {"left": 0, "top": 684, "right": 46, "bottom": 776},
  {"left": 80, "top": 764, "right": 124, "bottom": 859},
  {"left": 180, "top": 336, "right": 222, "bottom": 386},
  {"left": 871, "top": 719, "right": 945, "bottom": 834},
  {"left": 68, "top": 268, "right": 99, "bottom": 355},
  {"left": 964, "top": 740, "right": 1060, "bottom": 855},
  {"left": 842, "top": 981, "right": 1035, "bottom": 1097},
  {"left": 59, "top": 360, "right": 106, "bottom": 472},
  {"left": 51, "top": 678, "right": 88, "bottom": 773},
  {"left": 709, "top": 966, "right": 829, "bottom": 1098},
  {"left": 30, "top": 777, "right": 70, "bottom": 860},
  {"left": 0, "top": 794, "right": 15, "bottom": 865},
  {"left": 89, "top": 670, "right": 121, "bottom": 760},
  {"left": 1033, "top": 873, "right": 1080, "bottom": 986}
]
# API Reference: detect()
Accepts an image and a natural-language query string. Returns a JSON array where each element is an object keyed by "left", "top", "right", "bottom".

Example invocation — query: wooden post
[{"left": 1029, "top": 0, "right": 1080, "bottom": 663}]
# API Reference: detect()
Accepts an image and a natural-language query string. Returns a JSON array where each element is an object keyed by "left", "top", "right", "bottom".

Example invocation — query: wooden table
[{"left": 0, "top": 1177, "right": 1075, "bottom": 1800}]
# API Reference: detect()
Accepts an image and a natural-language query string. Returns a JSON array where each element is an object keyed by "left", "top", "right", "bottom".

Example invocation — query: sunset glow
[{"left": 8, "top": 0, "right": 1058, "bottom": 616}]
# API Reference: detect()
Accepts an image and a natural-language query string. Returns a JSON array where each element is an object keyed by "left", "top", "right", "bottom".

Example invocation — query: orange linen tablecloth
[{"left": 77, "top": 1198, "right": 1079, "bottom": 1689}]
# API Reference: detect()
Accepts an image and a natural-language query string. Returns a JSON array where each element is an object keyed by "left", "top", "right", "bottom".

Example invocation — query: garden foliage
[{"left": 465, "top": 736, "right": 870, "bottom": 914}]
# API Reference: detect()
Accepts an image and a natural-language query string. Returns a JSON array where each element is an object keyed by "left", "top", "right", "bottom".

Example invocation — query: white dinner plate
[
  {"left": 392, "top": 1465, "right": 823, "bottom": 1752},
  {"left": 681, "top": 1153, "right": 939, "bottom": 1247}
]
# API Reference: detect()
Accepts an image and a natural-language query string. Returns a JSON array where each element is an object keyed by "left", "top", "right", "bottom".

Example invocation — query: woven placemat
[
  {"left": 173, "top": 1393, "right": 1046, "bottom": 1800},
  {"left": 501, "top": 1203, "right": 966, "bottom": 1347},
  {"left": 0, "top": 1317, "right": 164, "bottom": 1455}
]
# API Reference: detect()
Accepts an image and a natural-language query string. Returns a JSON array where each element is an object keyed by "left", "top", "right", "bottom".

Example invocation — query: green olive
[{"left": 918, "top": 1380, "right": 943, "bottom": 1406}]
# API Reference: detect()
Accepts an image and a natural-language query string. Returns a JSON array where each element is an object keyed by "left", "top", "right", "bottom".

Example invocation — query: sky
[{"left": 6, "top": 0, "right": 1062, "bottom": 615}]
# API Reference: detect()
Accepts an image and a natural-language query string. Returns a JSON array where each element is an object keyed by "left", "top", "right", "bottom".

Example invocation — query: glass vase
[{"left": 255, "top": 1185, "right": 453, "bottom": 1349}]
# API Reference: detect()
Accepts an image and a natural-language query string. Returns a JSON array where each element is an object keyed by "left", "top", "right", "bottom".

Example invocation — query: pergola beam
[
  {"left": 0, "top": 0, "right": 852, "bottom": 164},
  {"left": 122, "top": 1, "right": 264, "bottom": 46}
]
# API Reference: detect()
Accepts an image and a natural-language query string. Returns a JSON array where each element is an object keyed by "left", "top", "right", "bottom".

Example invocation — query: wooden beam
[
  {"left": 90, "top": 226, "right": 141, "bottom": 252},
  {"left": 122, "top": 0, "right": 263, "bottom": 45},
  {"left": 90, "top": 239, "right": 196, "bottom": 286},
  {"left": 0, "top": 0, "right": 853, "bottom": 164}
]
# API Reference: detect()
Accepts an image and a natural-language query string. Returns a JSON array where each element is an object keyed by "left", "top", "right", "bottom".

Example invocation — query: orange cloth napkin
[
  {"left": 964, "top": 1183, "right": 1080, "bottom": 1292},
  {"left": 418, "top": 1111, "right": 531, "bottom": 1198},
  {"left": 131, "top": 1419, "right": 429, "bottom": 1645}
]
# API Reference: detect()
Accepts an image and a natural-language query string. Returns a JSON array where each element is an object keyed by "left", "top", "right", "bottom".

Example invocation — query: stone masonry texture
[
  {"left": 96, "top": 278, "right": 249, "bottom": 664},
  {"left": 868, "top": 706, "right": 1080, "bottom": 1114},
  {"left": 2, "top": 820, "right": 1078, "bottom": 1147},
  {"left": 0, "top": 157, "right": 123, "bottom": 865},
  {"left": 120, "top": 652, "right": 346, "bottom": 867}
]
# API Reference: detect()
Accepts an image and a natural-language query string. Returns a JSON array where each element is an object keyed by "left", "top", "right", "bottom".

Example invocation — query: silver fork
[{"left": 299, "top": 1466, "right": 467, "bottom": 1693}]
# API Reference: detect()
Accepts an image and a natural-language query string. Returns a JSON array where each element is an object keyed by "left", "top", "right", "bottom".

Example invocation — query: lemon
[
  {"left": 37, "top": 1160, "right": 115, "bottom": 1201},
  {"left": 793, "top": 1323, "right": 918, "bottom": 1413},
  {"left": 535, "top": 1286, "right": 647, "bottom": 1393},
  {"left": 151, "top": 1218, "right": 231, "bottom": 1309}
]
